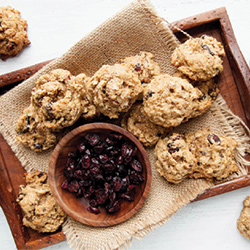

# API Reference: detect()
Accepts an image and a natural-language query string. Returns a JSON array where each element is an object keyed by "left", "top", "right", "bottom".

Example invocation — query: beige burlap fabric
[{"left": 0, "top": 0, "right": 250, "bottom": 249}]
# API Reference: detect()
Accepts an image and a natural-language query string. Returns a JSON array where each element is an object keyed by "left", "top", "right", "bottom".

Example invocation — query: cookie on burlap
[
  {"left": 173, "top": 71, "right": 220, "bottom": 101},
  {"left": 155, "top": 128, "right": 238, "bottom": 184},
  {"left": 237, "top": 196, "right": 250, "bottom": 239},
  {"left": 121, "top": 103, "right": 167, "bottom": 147},
  {"left": 74, "top": 73, "right": 101, "bottom": 120},
  {"left": 143, "top": 74, "right": 211, "bottom": 128},
  {"left": 0, "top": 6, "right": 30, "bottom": 60},
  {"left": 171, "top": 35, "right": 225, "bottom": 81},
  {"left": 15, "top": 105, "right": 59, "bottom": 152},
  {"left": 155, "top": 133, "right": 196, "bottom": 184},
  {"left": 31, "top": 69, "right": 83, "bottom": 130},
  {"left": 89, "top": 64, "right": 142, "bottom": 119},
  {"left": 121, "top": 51, "right": 161, "bottom": 83},
  {"left": 186, "top": 127, "right": 238, "bottom": 181},
  {"left": 16, "top": 171, "right": 66, "bottom": 233}
]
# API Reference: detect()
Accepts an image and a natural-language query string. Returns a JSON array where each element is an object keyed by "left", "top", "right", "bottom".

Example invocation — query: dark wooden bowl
[{"left": 48, "top": 122, "right": 151, "bottom": 227}]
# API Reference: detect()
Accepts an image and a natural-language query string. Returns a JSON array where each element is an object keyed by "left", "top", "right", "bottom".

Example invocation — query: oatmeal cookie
[
  {"left": 121, "top": 51, "right": 161, "bottom": 83},
  {"left": 155, "top": 128, "right": 238, "bottom": 184},
  {"left": 186, "top": 127, "right": 238, "bottom": 181},
  {"left": 89, "top": 64, "right": 142, "bottom": 119},
  {"left": 0, "top": 6, "right": 30, "bottom": 60},
  {"left": 15, "top": 105, "right": 59, "bottom": 152},
  {"left": 16, "top": 171, "right": 66, "bottom": 233},
  {"left": 237, "top": 196, "right": 250, "bottom": 239},
  {"left": 173, "top": 71, "right": 220, "bottom": 101},
  {"left": 171, "top": 35, "right": 225, "bottom": 81},
  {"left": 121, "top": 103, "right": 167, "bottom": 147},
  {"left": 74, "top": 73, "right": 100, "bottom": 120},
  {"left": 31, "top": 69, "right": 83, "bottom": 130},
  {"left": 143, "top": 74, "right": 211, "bottom": 128},
  {"left": 155, "top": 133, "right": 196, "bottom": 184}
]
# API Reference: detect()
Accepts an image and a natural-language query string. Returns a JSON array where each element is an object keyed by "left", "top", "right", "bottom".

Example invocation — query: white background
[{"left": 0, "top": 0, "right": 250, "bottom": 249}]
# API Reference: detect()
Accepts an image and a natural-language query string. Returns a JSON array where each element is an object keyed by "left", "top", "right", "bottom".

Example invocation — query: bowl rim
[{"left": 48, "top": 122, "right": 152, "bottom": 227}]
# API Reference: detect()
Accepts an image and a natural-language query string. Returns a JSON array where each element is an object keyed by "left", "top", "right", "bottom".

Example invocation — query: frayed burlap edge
[{"left": 213, "top": 95, "right": 250, "bottom": 180}]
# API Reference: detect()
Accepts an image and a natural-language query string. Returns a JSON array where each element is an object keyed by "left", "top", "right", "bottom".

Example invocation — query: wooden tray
[{"left": 0, "top": 7, "right": 249, "bottom": 249}]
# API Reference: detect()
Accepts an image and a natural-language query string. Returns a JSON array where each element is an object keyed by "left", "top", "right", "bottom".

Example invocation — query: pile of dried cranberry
[{"left": 61, "top": 132, "right": 144, "bottom": 214}]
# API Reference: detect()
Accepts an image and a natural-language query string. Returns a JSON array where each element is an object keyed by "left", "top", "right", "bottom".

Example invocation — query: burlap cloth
[{"left": 0, "top": 0, "right": 250, "bottom": 249}]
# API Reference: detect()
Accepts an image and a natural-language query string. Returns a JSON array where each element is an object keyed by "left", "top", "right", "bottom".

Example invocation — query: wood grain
[
  {"left": 48, "top": 123, "right": 151, "bottom": 227},
  {"left": 0, "top": 7, "right": 249, "bottom": 249}
]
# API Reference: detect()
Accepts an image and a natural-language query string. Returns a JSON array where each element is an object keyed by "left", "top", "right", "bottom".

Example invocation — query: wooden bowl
[{"left": 48, "top": 123, "right": 151, "bottom": 227}]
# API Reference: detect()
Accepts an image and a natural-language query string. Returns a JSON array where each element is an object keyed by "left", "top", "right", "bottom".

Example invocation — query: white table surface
[{"left": 0, "top": 0, "right": 249, "bottom": 249}]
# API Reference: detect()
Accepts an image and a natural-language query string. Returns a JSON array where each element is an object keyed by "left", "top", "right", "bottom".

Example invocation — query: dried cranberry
[
  {"left": 77, "top": 143, "right": 86, "bottom": 154},
  {"left": 167, "top": 142, "right": 180, "bottom": 154},
  {"left": 134, "top": 63, "right": 142, "bottom": 72},
  {"left": 67, "top": 151, "right": 76, "bottom": 158},
  {"left": 116, "top": 164, "right": 127, "bottom": 177},
  {"left": 85, "top": 133, "right": 101, "bottom": 146},
  {"left": 121, "top": 185, "right": 136, "bottom": 201},
  {"left": 110, "top": 133, "right": 123, "bottom": 141},
  {"left": 99, "top": 154, "right": 109, "bottom": 164},
  {"left": 76, "top": 188, "right": 83, "bottom": 198},
  {"left": 131, "top": 159, "right": 143, "bottom": 172},
  {"left": 74, "top": 170, "right": 84, "bottom": 180},
  {"left": 94, "top": 143, "right": 105, "bottom": 154},
  {"left": 90, "top": 166, "right": 101, "bottom": 176},
  {"left": 207, "top": 134, "right": 221, "bottom": 145},
  {"left": 68, "top": 180, "right": 80, "bottom": 193},
  {"left": 108, "top": 200, "right": 121, "bottom": 213},
  {"left": 130, "top": 173, "right": 144, "bottom": 185},
  {"left": 109, "top": 192, "right": 116, "bottom": 205},
  {"left": 113, "top": 176, "right": 122, "bottom": 192},
  {"left": 91, "top": 158, "right": 100, "bottom": 167},
  {"left": 66, "top": 157, "right": 75, "bottom": 167},
  {"left": 105, "top": 136, "right": 116, "bottom": 146},
  {"left": 116, "top": 155, "right": 124, "bottom": 164},
  {"left": 89, "top": 199, "right": 98, "bottom": 207},
  {"left": 79, "top": 179, "right": 92, "bottom": 187},
  {"left": 64, "top": 164, "right": 75, "bottom": 179},
  {"left": 85, "top": 149, "right": 91, "bottom": 156},
  {"left": 88, "top": 186, "right": 95, "bottom": 194},
  {"left": 121, "top": 143, "right": 133, "bottom": 159},
  {"left": 82, "top": 154, "right": 91, "bottom": 169},
  {"left": 103, "top": 163, "right": 116, "bottom": 173},
  {"left": 95, "top": 189, "right": 108, "bottom": 205},
  {"left": 61, "top": 179, "right": 69, "bottom": 190},
  {"left": 87, "top": 206, "right": 100, "bottom": 214}
]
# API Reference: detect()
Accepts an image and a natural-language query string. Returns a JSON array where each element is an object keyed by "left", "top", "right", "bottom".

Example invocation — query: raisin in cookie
[
  {"left": 143, "top": 74, "right": 211, "bottom": 128},
  {"left": 89, "top": 64, "right": 142, "bottom": 119},
  {"left": 155, "top": 133, "right": 196, "bottom": 184},
  {"left": 16, "top": 171, "right": 66, "bottom": 233},
  {"left": 237, "top": 196, "right": 250, "bottom": 239},
  {"left": 171, "top": 35, "right": 225, "bottom": 81},
  {"left": 31, "top": 69, "right": 83, "bottom": 130},
  {"left": 0, "top": 6, "right": 30, "bottom": 60},
  {"left": 173, "top": 71, "right": 220, "bottom": 101},
  {"left": 121, "top": 103, "right": 167, "bottom": 147},
  {"left": 121, "top": 51, "right": 161, "bottom": 83},
  {"left": 15, "top": 105, "right": 59, "bottom": 152},
  {"left": 186, "top": 127, "right": 238, "bottom": 181}
]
